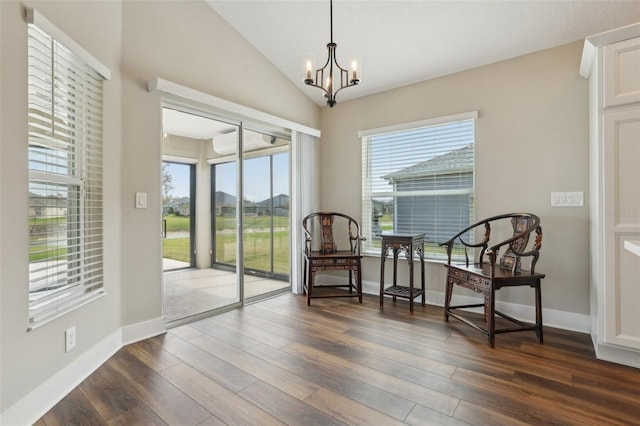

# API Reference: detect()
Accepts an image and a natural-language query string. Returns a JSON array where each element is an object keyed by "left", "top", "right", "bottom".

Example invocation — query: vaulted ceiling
[{"left": 207, "top": 0, "right": 640, "bottom": 106}]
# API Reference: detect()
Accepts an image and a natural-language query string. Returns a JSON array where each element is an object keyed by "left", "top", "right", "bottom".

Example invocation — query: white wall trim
[
  {"left": 358, "top": 110, "right": 478, "bottom": 138},
  {"left": 362, "top": 279, "right": 591, "bottom": 333},
  {"left": 122, "top": 316, "right": 166, "bottom": 346},
  {"left": 0, "top": 330, "right": 122, "bottom": 426},
  {"left": 25, "top": 8, "right": 111, "bottom": 80},
  {"left": 148, "top": 78, "right": 321, "bottom": 138},
  {"left": 579, "top": 22, "right": 640, "bottom": 78},
  {"left": 0, "top": 318, "right": 166, "bottom": 426},
  {"left": 592, "top": 338, "right": 640, "bottom": 369}
]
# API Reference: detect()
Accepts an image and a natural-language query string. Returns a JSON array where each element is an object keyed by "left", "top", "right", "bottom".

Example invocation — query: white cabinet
[
  {"left": 604, "top": 37, "right": 640, "bottom": 107},
  {"left": 581, "top": 24, "right": 640, "bottom": 368}
]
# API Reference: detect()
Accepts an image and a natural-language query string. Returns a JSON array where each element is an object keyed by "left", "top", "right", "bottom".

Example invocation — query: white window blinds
[
  {"left": 361, "top": 113, "right": 476, "bottom": 258},
  {"left": 27, "top": 14, "right": 109, "bottom": 327}
]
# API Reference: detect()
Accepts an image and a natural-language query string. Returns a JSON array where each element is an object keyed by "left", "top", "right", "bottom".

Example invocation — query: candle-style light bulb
[
  {"left": 351, "top": 60, "right": 359, "bottom": 83},
  {"left": 305, "top": 60, "right": 313, "bottom": 81}
]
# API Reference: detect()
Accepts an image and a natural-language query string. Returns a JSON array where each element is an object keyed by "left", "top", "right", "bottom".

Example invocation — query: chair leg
[
  {"left": 357, "top": 266, "right": 363, "bottom": 303},
  {"left": 303, "top": 258, "right": 308, "bottom": 294},
  {"left": 306, "top": 263, "right": 313, "bottom": 306},
  {"left": 444, "top": 273, "right": 453, "bottom": 321},
  {"left": 535, "top": 280, "right": 543, "bottom": 344},
  {"left": 488, "top": 288, "right": 496, "bottom": 348},
  {"left": 348, "top": 270, "right": 353, "bottom": 294}
]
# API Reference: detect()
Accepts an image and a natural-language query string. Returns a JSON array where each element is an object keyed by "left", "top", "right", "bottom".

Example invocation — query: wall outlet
[{"left": 65, "top": 326, "right": 76, "bottom": 352}]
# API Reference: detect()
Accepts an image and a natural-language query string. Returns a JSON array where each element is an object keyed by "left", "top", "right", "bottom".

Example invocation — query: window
[
  {"left": 360, "top": 112, "right": 477, "bottom": 259},
  {"left": 27, "top": 10, "right": 110, "bottom": 327}
]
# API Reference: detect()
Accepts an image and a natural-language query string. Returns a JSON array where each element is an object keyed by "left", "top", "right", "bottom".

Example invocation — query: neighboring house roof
[
  {"left": 214, "top": 191, "right": 259, "bottom": 207},
  {"left": 382, "top": 144, "right": 474, "bottom": 182},
  {"left": 29, "top": 192, "right": 67, "bottom": 208},
  {"left": 215, "top": 191, "right": 236, "bottom": 205},
  {"left": 256, "top": 194, "right": 289, "bottom": 208}
]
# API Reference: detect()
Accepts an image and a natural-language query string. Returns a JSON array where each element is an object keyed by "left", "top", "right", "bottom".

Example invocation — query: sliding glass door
[
  {"left": 162, "top": 106, "right": 291, "bottom": 325},
  {"left": 212, "top": 128, "right": 290, "bottom": 300}
]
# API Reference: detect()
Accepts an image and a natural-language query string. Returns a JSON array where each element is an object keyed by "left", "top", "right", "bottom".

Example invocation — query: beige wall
[
  {"left": 319, "top": 41, "right": 590, "bottom": 317},
  {"left": 119, "top": 0, "right": 319, "bottom": 326},
  {"left": 0, "top": 0, "right": 592, "bottom": 417},
  {"left": 0, "top": 0, "right": 319, "bottom": 415},
  {"left": 0, "top": 0, "right": 124, "bottom": 413}
]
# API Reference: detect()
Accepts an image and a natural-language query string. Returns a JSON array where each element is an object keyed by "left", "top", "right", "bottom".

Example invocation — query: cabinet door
[
  {"left": 603, "top": 108, "right": 640, "bottom": 349},
  {"left": 604, "top": 37, "right": 640, "bottom": 107}
]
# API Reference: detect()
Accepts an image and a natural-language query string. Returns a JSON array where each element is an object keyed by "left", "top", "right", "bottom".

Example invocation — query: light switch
[
  {"left": 135, "top": 192, "right": 147, "bottom": 209},
  {"left": 551, "top": 191, "right": 583, "bottom": 207}
]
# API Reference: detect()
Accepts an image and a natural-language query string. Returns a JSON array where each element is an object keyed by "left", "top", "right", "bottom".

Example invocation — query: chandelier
[{"left": 304, "top": 0, "right": 359, "bottom": 107}]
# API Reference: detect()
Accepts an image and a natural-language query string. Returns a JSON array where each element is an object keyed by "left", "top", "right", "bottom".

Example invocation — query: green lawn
[
  {"left": 29, "top": 216, "right": 67, "bottom": 261},
  {"left": 163, "top": 214, "right": 289, "bottom": 232},
  {"left": 163, "top": 214, "right": 190, "bottom": 232},
  {"left": 162, "top": 238, "right": 191, "bottom": 263},
  {"left": 214, "top": 230, "right": 289, "bottom": 273},
  {"left": 162, "top": 226, "right": 290, "bottom": 274},
  {"left": 29, "top": 244, "right": 66, "bottom": 262}
]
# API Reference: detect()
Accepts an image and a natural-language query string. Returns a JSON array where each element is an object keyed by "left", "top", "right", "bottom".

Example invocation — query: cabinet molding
[{"left": 604, "top": 38, "right": 640, "bottom": 107}]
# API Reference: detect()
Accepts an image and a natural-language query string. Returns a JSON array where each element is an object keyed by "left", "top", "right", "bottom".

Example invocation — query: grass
[
  {"left": 162, "top": 238, "right": 191, "bottom": 263},
  {"left": 163, "top": 214, "right": 289, "bottom": 232},
  {"left": 214, "top": 230, "right": 289, "bottom": 273},
  {"left": 29, "top": 216, "right": 67, "bottom": 262},
  {"left": 162, "top": 226, "right": 290, "bottom": 274},
  {"left": 163, "top": 214, "right": 190, "bottom": 232},
  {"left": 29, "top": 244, "right": 67, "bottom": 262},
  {"left": 30, "top": 216, "right": 66, "bottom": 225}
]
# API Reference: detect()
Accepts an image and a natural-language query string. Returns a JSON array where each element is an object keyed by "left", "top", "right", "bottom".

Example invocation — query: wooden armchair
[
  {"left": 439, "top": 213, "right": 545, "bottom": 347},
  {"left": 303, "top": 212, "right": 365, "bottom": 306}
]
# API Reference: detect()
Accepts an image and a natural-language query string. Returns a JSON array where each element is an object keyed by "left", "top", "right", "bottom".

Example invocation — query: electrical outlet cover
[{"left": 65, "top": 326, "right": 76, "bottom": 352}]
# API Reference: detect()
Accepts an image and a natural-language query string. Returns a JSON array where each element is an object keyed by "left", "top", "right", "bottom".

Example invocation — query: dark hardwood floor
[{"left": 36, "top": 293, "right": 640, "bottom": 425}]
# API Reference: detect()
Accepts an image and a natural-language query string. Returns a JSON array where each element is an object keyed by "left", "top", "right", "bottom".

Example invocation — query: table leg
[
  {"left": 408, "top": 244, "right": 414, "bottom": 314},
  {"left": 379, "top": 244, "right": 386, "bottom": 309}
]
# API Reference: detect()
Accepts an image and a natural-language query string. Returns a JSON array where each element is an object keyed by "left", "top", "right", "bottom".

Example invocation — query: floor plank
[{"left": 37, "top": 293, "right": 640, "bottom": 425}]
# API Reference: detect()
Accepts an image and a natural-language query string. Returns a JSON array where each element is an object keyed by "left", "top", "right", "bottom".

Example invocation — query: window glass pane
[
  {"left": 27, "top": 20, "right": 105, "bottom": 326},
  {"left": 214, "top": 161, "right": 237, "bottom": 265},
  {"left": 362, "top": 118, "right": 475, "bottom": 259},
  {"left": 272, "top": 152, "right": 290, "bottom": 275}
]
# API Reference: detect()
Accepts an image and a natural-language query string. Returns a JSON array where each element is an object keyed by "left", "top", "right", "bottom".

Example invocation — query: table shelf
[{"left": 382, "top": 285, "right": 424, "bottom": 299}]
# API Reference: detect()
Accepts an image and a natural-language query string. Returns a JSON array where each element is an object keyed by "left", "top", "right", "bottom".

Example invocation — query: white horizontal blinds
[
  {"left": 28, "top": 22, "right": 105, "bottom": 326},
  {"left": 362, "top": 117, "right": 475, "bottom": 257}
]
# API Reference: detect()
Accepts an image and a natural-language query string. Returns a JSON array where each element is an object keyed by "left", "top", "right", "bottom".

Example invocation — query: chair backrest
[
  {"left": 303, "top": 212, "right": 362, "bottom": 255},
  {"left": 440, "top": 212, "right": 543, "bottom": 274},
  {"left": 497, "top": 216, "right": 534, "bottom": 270}
]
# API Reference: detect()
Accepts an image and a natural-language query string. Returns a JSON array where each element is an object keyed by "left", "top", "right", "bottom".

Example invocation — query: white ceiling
[{"left": 207, "top": 0, "right": 640, "bottom": 107}]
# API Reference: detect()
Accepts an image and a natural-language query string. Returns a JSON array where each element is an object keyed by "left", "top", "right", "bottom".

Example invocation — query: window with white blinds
[
  {"left": 27, "top": 13, "right": 109, "bottom": 327},
  {"left": 360, "top": 112, "right": 476, "bottom": 258}
]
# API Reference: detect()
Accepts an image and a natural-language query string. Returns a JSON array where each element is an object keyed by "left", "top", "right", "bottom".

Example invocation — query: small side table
[{"left": 379, "top": 233, "right": 426, "bottom": 314}]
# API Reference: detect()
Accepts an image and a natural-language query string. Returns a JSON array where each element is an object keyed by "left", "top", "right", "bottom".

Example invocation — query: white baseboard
[
  {"left": 122, "top": 316, "right": 166, "bottom": 345},
  {"left": 0, "top": 318, "right": 166, "bottom": 426},
  {"left": 363, "top": 279, "right": 591, "bottom": 333},
  {"left": 592, "top": 337, "right": 640, "bottom": 369},
  {"left": 0, "top": 330, "right": 122, "bottom": 426}
]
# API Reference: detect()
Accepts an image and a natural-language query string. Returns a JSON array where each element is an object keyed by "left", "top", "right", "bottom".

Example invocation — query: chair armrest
[{"left": 439, "top": 220, "right": 491, "bottom": 266}]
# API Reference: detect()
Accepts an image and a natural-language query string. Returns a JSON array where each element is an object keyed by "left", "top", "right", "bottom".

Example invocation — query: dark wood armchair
[
  {"left": 303, "top": 212, "right": 365, "bottom": 306},
  {"left": 439, "top": 213, "right": 545, "bottom": 347}
]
